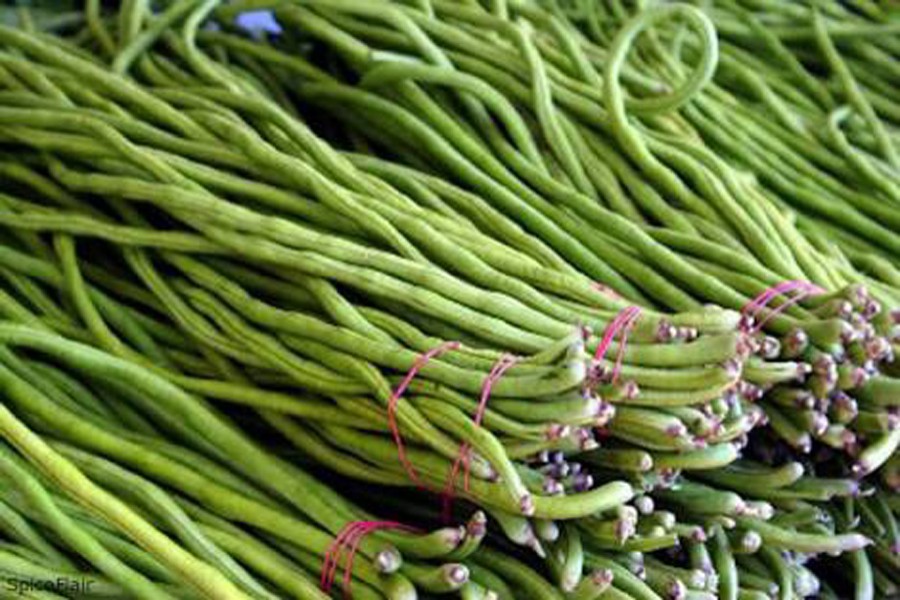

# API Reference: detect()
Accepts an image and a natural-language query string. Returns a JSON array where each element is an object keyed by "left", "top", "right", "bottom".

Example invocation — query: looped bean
[{"left": 605, "top": 4, "right": 718, "bottom": 118}]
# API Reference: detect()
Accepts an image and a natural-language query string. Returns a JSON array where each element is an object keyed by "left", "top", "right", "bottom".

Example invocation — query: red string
[
  {"left": 321, "top": 521, "right": 417, "bottom": 599},
  {"left": 611, "top": 307, "right": 642, "bottom": 384},
  {"left": 440, "top": 456, "right": 466, "bottom": 524},
  {"left": 592, "top": 307, "right": 639, "bottom": 363},
  {"left": 442, "top": 354, "right": 518, "bottom": 521},
  {"left": 388, "top": 341, "right": 460, "bottom": 487},
  {"left": 465, "top": 354, "right": 517, "bottom": 490},
  {"left": 340, "top": 525, "right": 382, "bottom": 597},
  {"left": 322, "top": 522, "right": 366, "bottom": 591},
  {"left": 742, "top": 280, "right": 811, "bottom": 316},
  {"left": 592, "top": 306, "right": 642, "bottom": 391},
  {"left": 741, "top": 281, "right": 824, "bottom": 333},
  {"left": 753, "top": 288, "right": 823, "bottom": 332}
]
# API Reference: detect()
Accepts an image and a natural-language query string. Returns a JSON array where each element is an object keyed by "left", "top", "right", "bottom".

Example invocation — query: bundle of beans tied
[{"left": 0, "top": 0, "right": 896, "bottom": 599}]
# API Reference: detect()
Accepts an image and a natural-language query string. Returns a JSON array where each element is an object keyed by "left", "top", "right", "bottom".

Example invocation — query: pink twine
[
  {"left": 440, "top": 456, "right": 466, "bottom": 524},
  {"left": 612, "top": 307, "right": 642, "bottom": 384},
  {"left": 388, "top": 341, "right": 460, "bottom": 487},
  {"left": 321, "top": 521, "right": 417, "bottom": 599},
  {"left": 592, "top": 306, "right": 643, "bottom": 390},
  {"left": 322, "top": 522, "right": 367, "bottom": 592},
  {"left": 754, "top": 291, "right": 818, "bottom": 331},
  {"left": 742, "top": 281, "right": 824, "bottom": 333},
  {"left": 442, "top": 354, "right": 518, "bottom": 521},
  {"left": 742, "top": 280, "right": 810, "bottom": 315},
  {"left": 593, "top": 306, "right": 641, "bottom": 363}
]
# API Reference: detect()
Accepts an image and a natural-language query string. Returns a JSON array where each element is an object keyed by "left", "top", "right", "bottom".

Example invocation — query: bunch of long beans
[
  {"left": 0, "top": 5, "right": 755, "bottom": 598},
  {"left": 236, "top": 0, "right": 899, "bottom": 468},
  {"left": 0, "top": 327, "right": 505, "bottom": 599},
  {"left": 235, "top": 2, "right": 896, "bottom": 454},
  {"left": 833, "top": 486, "right": 900, "bottom": 599},
  {"left": 0, "top": 0, "right": 769, "bottom": 522},
  {"left": 0, "top": 0, "right": 896, "bottom": 599}
]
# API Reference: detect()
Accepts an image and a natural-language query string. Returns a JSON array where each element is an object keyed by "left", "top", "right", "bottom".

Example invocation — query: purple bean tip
[
  {"left": 593, "top": 568, "right": 614, "bottom": 586},
  {"left": 520, "top": 494, "right": 536, "bottom": 516},
  {"left": 446, "top": 565, "right": 469, "bottom": 585}
]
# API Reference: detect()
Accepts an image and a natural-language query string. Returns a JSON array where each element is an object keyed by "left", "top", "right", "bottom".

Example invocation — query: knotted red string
[
  {"left": 611, "top": 307, "right": 642, "bottom": 384},
  {"left": 743, "top": 280, "right": 813, "bottom": 315},
  {"left": 593, "top": 306, "right": 640, "bottom": 363},
  {"left": 742, "top": 281, "right": 824, "bottom": 333},
  {"left": 442, "top": 353, "right": 518, "bottom": 521},
  {"left": 321, "top": 520, "right": 417, "bottom": 599},
  {"left": 388, "top": 341, "right": 460, "bottom": 487},
  {"left": 593, "top": 305, "right": 642, "bottom": 386},
  {"left": 322, "top": 522, "right": 367, "bottom": 592}
]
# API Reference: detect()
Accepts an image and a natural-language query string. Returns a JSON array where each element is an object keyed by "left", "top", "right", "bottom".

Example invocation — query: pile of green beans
[
  {"left": 0, "top": 0, "right": 896, "bottom": 599},
  {"left": 0, "top": 328, "right": 502, "bottom": 599},
  {"left": 210, "top": 0, "right": 900, "bottom": 468},
  {"left": 827, "top": 485, "right": 900, "bottom": 599}
]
